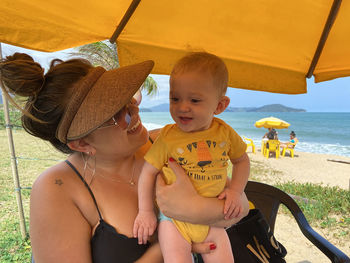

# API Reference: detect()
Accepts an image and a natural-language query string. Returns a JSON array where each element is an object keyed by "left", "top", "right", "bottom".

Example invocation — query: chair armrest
[
  {"left": 246, "top": 181, "right": 349, "bottom": 262},
  {"left": 289, "top": 207, "right": 350, "bottom": 262},
  {"left": 287, "top": 142, "right": 296, "bottom": 148}
]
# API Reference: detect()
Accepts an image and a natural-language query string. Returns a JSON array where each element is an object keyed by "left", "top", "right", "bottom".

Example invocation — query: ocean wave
[
  {"left": 143, "top": 122, "right": 164, "bottom": 130},
  {"left": 296, "top": 142, "right": 350, "bottom": 157},
  {"left": 141, "top": 116, "right": 350, "bottom": 157}
]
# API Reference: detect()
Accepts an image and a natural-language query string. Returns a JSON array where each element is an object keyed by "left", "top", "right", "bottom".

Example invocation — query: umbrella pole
[
  {"left": 109, "top": 0, "right": 141, "bottom": 43},
  {"left": 0, "top": 43, "right": 27, "bottom": 239}
]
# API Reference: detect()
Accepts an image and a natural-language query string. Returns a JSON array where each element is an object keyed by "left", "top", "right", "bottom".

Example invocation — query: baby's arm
[
  {"left": 218, "top": 153, "right": 250, "bottom": 219},
  {"left": 133, "top": 161, "right": 159, "bottom": 244}
]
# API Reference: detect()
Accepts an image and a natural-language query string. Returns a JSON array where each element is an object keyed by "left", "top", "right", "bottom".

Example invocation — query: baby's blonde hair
[{"left": 170, "top": 52, "right": 228, "bottom": 96}]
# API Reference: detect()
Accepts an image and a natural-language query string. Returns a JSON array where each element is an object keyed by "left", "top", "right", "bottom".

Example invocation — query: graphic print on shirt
[{"left": 175, "top": 140, "right": 229, "bottom": 179}]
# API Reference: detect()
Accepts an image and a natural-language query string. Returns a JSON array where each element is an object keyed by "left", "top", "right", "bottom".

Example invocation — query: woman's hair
[
  {"left": 170, "top": 52, "right": 229, "bottom": 96},
  {"left": 290, "top": 131, "right": 296, "bottom": 137},
  {"left": 0, "top": 53, "right": 93, "bottom": 153}
]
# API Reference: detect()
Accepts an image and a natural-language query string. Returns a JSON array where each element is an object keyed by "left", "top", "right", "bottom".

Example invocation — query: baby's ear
[{"left": 214, "top": 96, "right": 230, "bottom": 115}]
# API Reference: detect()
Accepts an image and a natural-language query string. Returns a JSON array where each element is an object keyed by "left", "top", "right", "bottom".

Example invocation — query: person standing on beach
[
  {"left": 133, "top": 52, "right": 250, "bottom": 262},
  {"left": 0, "top": 53, "right": 249, "bottom": 263}
]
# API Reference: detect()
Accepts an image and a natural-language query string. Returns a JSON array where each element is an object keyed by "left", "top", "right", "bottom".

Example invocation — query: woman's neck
[{"left": 70, "top": 152, "right": 141, "bottom": 182}]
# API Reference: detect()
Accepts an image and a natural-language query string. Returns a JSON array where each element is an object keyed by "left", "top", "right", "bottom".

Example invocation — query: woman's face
[{"left": 86, "top": 98, "right": 149, "bottom": 157}]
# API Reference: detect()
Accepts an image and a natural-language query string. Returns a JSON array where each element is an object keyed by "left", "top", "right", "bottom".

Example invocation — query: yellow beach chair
[
  {"left": 261, "top": 139, "right": 268, "bottom": 156},
  {"left": 264, "top": 140, "right": 280, "bottom": 159},
  {"left": 281, "top": 140, "right": 298, "bottom": 158},
  {"left": 243, "top": 136, "right": 255, "bottom": 153}
]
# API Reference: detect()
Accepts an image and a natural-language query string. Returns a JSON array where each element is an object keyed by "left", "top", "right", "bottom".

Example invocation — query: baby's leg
[
  {"left": 158, "top": 220, "right": 193, "bottom": 263},
  {"left": 200, "top": 227, "right": 234, "bottom": 263}
]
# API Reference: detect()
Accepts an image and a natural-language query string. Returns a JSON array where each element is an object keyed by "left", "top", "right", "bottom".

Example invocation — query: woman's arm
[
  {"left": 134, "top": 235, "right": 217, "bottom": 262},
  {"left": 30, "top": 168, "right": 92, "bottom": 263},
  {"left": 156, "top": 159, "right": 249, "bottom": 228}
]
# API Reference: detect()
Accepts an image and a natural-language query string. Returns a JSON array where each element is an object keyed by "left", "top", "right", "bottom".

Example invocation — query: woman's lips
[{"left": 127, "top": 119, "right": 141, "bottom": 134}]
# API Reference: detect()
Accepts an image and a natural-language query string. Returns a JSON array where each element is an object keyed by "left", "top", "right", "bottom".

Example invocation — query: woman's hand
[
  {"left": 156, "top": 158, "right": 249, "bottom": 227},
  {"left": 192, "top": 242, "right": 217, "bottom": 254},
  {"left": 156, "top": 158, "right": 201, "bottom": 222}
]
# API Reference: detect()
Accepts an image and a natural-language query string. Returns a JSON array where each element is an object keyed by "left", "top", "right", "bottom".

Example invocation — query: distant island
[
  {"left": 140, "top": 103, "right": 306, "bottom": 112},
  {"left": 226, "top": 104, "right": 306, "bottom": 112},
  {"left": 0, "top": 92, "right": 305, "bottom": 113}
]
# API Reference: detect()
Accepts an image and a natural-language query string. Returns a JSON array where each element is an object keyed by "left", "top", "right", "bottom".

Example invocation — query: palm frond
[{"left": 71, "top": 41, "right": 158, "bottom": 96}]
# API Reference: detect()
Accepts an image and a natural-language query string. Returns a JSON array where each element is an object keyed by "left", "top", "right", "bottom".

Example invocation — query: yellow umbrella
[
  {"left": 1, "top": 0, "right": 349, "bottom": 94},
  {"left": 255, "top": 117, "right": 290, "bottom": 129}
]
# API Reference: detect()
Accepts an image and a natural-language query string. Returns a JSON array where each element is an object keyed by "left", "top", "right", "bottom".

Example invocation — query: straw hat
[{"left": 56, "top": 60, "right": 154, "bottom": 143}]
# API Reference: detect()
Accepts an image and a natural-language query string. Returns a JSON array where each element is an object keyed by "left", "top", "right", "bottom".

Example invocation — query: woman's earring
[{"left": 81, "top": 151, "right": 96, "bottom": 185}]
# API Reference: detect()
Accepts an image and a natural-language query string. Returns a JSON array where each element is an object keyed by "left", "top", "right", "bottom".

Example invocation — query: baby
[{"left": 134, "top": 52, "right": 250, "bottom": 262}]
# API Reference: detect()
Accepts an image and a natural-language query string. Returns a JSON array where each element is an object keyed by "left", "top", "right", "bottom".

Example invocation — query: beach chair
[
  {"left": 281, "top": 141, "right": 297, "bottom": 158},
  {"left": 196, "top": 181, "right": 350, "bottom": 263},
  {"left": 243, "top": 136, "right": 256, "bottom": 153},
  {"left": 261, "top": 139, "right": 268, "bottom": 156},
  {"left": 241, "top": 181, "right": 349, "bottom": 263},
  {"left": 264, "top": 139, "right": 280, "bottom": 159}
]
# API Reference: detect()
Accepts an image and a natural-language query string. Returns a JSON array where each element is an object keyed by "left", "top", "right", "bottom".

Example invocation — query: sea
[{"left": 140, "top": 112, "right": 350, "bottom": 157}]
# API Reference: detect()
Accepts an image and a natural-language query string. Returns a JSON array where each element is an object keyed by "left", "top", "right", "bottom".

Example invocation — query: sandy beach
[
  {"left": 248, "top": 150, "right": 350, "bottom": 190},
  {"left": 246, "top": 148, "right": 350, "bottom": 262}
]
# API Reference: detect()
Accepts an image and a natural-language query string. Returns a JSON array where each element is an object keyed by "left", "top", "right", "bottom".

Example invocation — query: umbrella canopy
[
  {"left": 1, "top": 0, "right": 350, "bottom": 94},
  {"left": 255, "top": 117, "right": 290, "bottom": 129}
]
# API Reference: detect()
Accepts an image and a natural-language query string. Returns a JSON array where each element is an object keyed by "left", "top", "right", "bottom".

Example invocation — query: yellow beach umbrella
[
  {"left": 255, "top": 117, "right": 290, "bottom": 129},
  {"left": 1, "top": 0, "right": 350, "bottom": 94}
]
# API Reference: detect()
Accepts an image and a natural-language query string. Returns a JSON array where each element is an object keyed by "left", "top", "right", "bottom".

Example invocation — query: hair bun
[{"left": 0, "top": 52, "right": 45, "bottom": 97}]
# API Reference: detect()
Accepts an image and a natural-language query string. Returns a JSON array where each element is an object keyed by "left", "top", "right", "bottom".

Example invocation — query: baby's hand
[
  {"left": 218, "top": 188, "right": 243, "bottom": 219},
  {"left": 133, "top": 210, "right": 157, "bottom": 244}
]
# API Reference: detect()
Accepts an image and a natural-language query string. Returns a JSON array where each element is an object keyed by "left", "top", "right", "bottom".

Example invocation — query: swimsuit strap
[{"left": 65, "top": 160, "right": 102, "bottom": 220}]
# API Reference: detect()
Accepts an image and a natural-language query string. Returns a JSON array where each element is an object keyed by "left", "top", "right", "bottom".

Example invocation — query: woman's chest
[{"left": 77, "top": 182, "right": 139, "bottom": 237}]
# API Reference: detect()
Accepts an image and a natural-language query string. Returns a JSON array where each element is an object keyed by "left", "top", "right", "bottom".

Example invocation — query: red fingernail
[
  {"left": 210, "top": 244, "right": 216, "bottom": 250},
  {"left": 169, "top": 157, "right": 175, "bottom": 162}
]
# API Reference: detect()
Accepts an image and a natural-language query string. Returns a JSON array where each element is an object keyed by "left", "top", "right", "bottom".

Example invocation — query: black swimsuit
[{"left": 65, "top": 160, "right": 149, "bottom": 263}]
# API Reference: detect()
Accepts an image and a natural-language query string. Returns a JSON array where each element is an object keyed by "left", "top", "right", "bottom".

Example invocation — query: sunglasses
[{"left": 97, "top": 104, "right": 132, "bottom": 130}]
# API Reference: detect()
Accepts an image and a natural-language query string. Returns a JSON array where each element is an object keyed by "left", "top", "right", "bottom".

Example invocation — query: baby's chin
[{"left": 177, "top": 123, "right": 204, "bottom": 133}]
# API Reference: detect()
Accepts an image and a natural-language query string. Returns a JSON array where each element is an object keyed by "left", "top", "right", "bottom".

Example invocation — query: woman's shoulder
[
  {"left": 33, "top": 161, "right": 70, "bottom": 183},
  {"left": 31, "top": 161, "right": 80, "bottom": 202},
  {"left": 30, "top": 159, "right": 97, "bottom": 224},
  {"left": 135, "top": 129, "right": 160, "bottom": 158},
  {"left": 30, "top": 161, "right": 95, "bottom": 262},
  {"left": 149, "top": 128, "right": 161, "bottom": 142}
]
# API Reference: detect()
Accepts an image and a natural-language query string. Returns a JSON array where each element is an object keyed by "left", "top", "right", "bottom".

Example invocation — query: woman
[
  {"left": 280, "top": 131, "right": 298, "bottom": 149},
  {"left": 0, "top": 53, "right": 249, "bottom": 263}
]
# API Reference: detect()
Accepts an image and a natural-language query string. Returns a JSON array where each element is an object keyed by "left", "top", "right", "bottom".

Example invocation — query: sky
[{"left": 2, "top": 43, "right": 350, "bottom": 112}]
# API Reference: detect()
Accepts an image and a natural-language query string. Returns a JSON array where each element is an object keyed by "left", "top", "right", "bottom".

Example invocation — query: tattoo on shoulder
[{"left": 55, "top": 179, "right": 63, "bottom": 186}]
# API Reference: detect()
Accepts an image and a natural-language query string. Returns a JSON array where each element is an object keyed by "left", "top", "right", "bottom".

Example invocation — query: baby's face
[{"left": 169, "top": 71, "right": 221, "bottom": 133}]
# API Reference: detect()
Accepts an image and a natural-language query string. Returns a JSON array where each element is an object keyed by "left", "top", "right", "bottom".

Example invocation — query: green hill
[
  {"left": 226, "top": 104, "right": 305, "bottom": 112},
  {"left": 145, "top": 103, "right": 306, "bottom": 112},
  {"left": 250, "top": 104, "right": 305, "bottom": 112}
]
